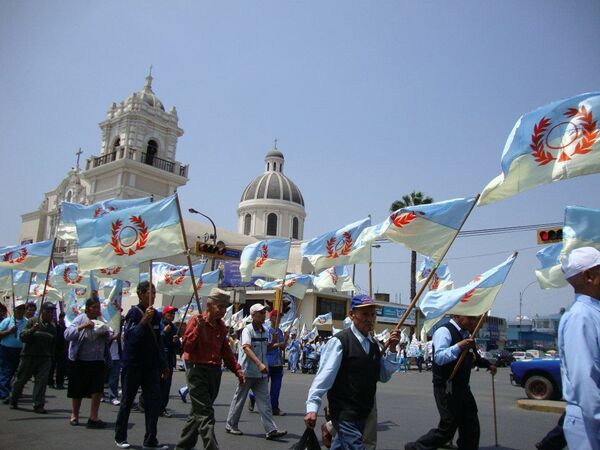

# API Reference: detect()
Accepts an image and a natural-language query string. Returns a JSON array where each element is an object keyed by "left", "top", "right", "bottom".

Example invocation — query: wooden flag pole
[
  {"left": 492, "top": 373, "right": 499, "bottom": 447},
  {"left": 272, "top": 241, "right": 292, "bottom": 340},
  {"left": 173, "top": 194, "right": 203, "bottom": 315},
  {"left": 383, "top": 194, "right": 480, "bottom": 350},
  {"left": 447, "top": 312, "right": 487, "bottom": 383},
  {"left": 40, "top": 238, "right": 57, "bottom": 305},
  {"left": 177, "top": 293, "right": 196, "bottom": 337}
]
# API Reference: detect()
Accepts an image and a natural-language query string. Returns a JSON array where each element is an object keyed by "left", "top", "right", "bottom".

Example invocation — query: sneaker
[
  {"left": 115, "top": 441, "right": 131, "bottom": 449},
  {"left": 111, "top": 398, "right": 121, "bottom": 406},
  {"left": 178, "top": 387, "right": 187, "bottom": 403},
  {"left": 247, "top": 397, "right": 255, "bottom": 412},
  {"left": 266, "top": 429, "right": 287, "bottom": 440},
  {"left": 225, "top": 425, "right": 243, "bottom": 435},
  {"left": 86, "top": 418, "right": 107, "bottom": 429},
  {"left": 160, "top": 409, "right": 172, "bottom": 417},
  {"left": 142, "top": 445, "right": 169, "bottom": 450}
]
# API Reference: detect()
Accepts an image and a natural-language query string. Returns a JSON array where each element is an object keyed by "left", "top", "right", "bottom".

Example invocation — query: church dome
[
  {"left": 127, "top": 73, "right": 165, "bottom": 111},
  {"left": 240, "top": 151, "right": 304, "bottom": 206}
]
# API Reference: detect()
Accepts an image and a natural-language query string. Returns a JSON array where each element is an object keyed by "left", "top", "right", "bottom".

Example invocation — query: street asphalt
[{"left": 0, "top": 366, "right": 561, "bottom": 450}]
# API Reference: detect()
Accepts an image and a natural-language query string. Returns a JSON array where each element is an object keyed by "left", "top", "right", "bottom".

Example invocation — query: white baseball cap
[
  {"left": 14, "top": 300, "right": 26, "bottom": 309},
  {"left": 562, "top": 247, "right": 600, "bottom": 279},
  {"left": 249, "top": 303, "right": 268, "bottom": 315}
]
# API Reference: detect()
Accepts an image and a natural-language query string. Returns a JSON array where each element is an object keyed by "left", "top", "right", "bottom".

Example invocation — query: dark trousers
[
  {"left": 175, "top": 364, "right": 222, "bottom": 450},
  {"left": 48, "top": 350, "right": 67, "bottom": 388},
  {"left": 115, "top": 366, "right": 161, "bottom": 447},
  {"left": 416, "top": 356, "right": 424, "bottom": 373},
  {"left": 160, "top": 367, "right": 174, "bottom": 412},
  {"left": 0, "top": 345, "right": 21, "bottom": 398},
  {"left": 410, "top": 385, "right": 480, "bottom": 450},
  {"left": 536, "top": 412, "right": 566, "bottom": 450}
]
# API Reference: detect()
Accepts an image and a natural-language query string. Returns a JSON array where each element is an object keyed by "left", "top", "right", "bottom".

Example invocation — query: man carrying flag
[
  {"left": 558, "top": 247, "right": 600, "bottom": 450},
  {"left": 304, "top": 294, "right": 400, "bottom": 449},
  {"left": 175, "top": 288, "right": 245, "bottom": 450},
  {"left": 404, "top": 315, "right": 497, "bottom": 450}
]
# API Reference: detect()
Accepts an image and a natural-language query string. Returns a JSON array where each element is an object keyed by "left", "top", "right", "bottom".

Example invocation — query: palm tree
[{"left": 390, "top": 191, "right": 433, "bottom": 303}]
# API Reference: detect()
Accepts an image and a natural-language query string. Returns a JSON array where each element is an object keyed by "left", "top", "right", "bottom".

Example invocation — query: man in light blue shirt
[
  {"left": 559, "top": 247, "right": 600, "bottom": 450},
  {"left": 0, "top": 300, "right": 28, "bottom": 401},
  {"left": 304, "top": 294, "right": 400, "bottom": 450}
]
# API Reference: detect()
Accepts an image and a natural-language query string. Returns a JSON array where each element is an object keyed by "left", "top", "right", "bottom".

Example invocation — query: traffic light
[
  {"left": 195, "top": 242, "right": 226, "bottom": 256},
  {"left": 537, "top": 227, "right": 563, "bottom": 245}
]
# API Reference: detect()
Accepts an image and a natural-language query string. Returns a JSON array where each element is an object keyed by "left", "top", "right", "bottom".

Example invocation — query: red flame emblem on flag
[
  {"left": 3, "top": 248, "right": 28, "bottom": 264},
  {"left": 63, "top": 267, "right": 83, "bottom": 285},
  {"left": 530, "top": 106, "right": 598, "bottom": 165},
  {"left": 326, "top": 232, "right": 353, "bottom": 259},
  {"left": 255, "top": 244, "right": 269, "bottom": 268},
  {"left": 165, "top": 268, "right": 187, "bottom": 285},
  {"left": 100, "top": 266, "right": 122, "bottom": 276},
  {"left": 111, "top": 216, "right": 148, "bottom": 256}
]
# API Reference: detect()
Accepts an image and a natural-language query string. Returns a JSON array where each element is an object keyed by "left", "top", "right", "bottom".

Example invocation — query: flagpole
[
  {"left": 387, "top": 194, "right": 480, "bottom": 345},
  {"left": 40, "top": 238, "right": 57, "bottom": 305},
  {"left": 148, "top": 259, "right": 153, "bottom": 296},
  {"left": 177, "top": 293, "right": 196, "bottom": 337},
  {"left": 492, "top": 373, "right": 499, "bottom": 447},
  {"left": 272, "top": 240, "right": 292, "bottom": 340},
  {"left": 10, "top": 270, "right": 16, "bottom": 333},
  {"left": 173, "top": 194, "right": 203, "bottom": 314},
  {"left": 447, "top": 312, "right": 487, "bottom": 384}
]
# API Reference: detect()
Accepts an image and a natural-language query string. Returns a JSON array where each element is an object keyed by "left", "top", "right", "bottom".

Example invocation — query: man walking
[
  {"left": 225, "top": 303, "right": 287, "bottom": 440},
  {"left": 0, "top": 300, "right": 27, "bottom": 401},
  {"left": 404, "top": 314, "right": 497, "bottom": 450},
  {"left": 114, "top": 281, "right": 168, "bottom": 450},
  {"left": 559, "top": 247, "right": 600, "bottom": 450},
  {"left": 8, "top": 301, "right": 57, "bottom": 413},
  {"left": 304, "top": 294, "right": 400, "bottom": 450},
  {"left": 175, "top": 288, "right": 245, "bottom": 450}
]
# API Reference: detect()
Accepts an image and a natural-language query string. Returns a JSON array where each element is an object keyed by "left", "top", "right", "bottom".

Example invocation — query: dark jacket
[
  {"left": 20, "top": 317, "right": 57, "bottom": 358},
  {"left": 160, "top": 318, "right": 181, "bottom": 368},
  {"left": 121, "top": 304, "right": 167, "bottom": 370}
]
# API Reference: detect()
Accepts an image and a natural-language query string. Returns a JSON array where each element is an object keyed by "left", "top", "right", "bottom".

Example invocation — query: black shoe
[
  {"left": 266, "top": 429, "right": 287, "bottom": 440},
  {"left": 86, "top": 418, "right": 106, "bottom": 429},
  {"left": 33, "top": 406, "right": 48, "bottom": 414},
  {"left": 272, "top": 408, "right": 286, "bottom": 416},
  {"left": 247, "top": 398, "right": 255, "bottom": 412}
]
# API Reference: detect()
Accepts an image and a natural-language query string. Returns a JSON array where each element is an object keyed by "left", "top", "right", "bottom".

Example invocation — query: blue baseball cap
[{"left": 351, "top": 294, "right": 376, "bottom": 309}]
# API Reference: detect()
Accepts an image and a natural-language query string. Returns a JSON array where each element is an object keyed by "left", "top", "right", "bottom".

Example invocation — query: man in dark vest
[
  {"left": 405, "top": 314, "right": 497, "bottom": 450},
  {"left": 304, "top": 294, "right": 400, "bottom": 449}
]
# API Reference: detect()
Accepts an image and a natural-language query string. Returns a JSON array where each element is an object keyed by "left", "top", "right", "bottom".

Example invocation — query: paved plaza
[{"left": 0, "top": 367, "right": 560, "bottom": 450}]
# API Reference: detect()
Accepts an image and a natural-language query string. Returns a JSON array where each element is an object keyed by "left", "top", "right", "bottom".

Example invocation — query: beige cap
[{"left": 206, "top": 288, "right": 231, "bottom": 304}]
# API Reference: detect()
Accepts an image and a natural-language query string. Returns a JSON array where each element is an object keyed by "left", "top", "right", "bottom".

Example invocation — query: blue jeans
[
  {"left": 331, "top": 418, "right": 367, "bottom": 450},
  {"left": 0, "top": 345, "right": 21, "bottom": 398}
]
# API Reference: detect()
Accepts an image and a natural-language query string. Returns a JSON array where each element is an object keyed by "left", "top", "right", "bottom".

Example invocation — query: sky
[{"left": 1, "top": 1, "right": 599, "bottom": 321}]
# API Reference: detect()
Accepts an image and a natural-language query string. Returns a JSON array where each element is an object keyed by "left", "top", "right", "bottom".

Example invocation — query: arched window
[
  {"left": 65, "top": 190, "right": 72, "bottom": 203},
  {"left": 146, "top": 140, "right": 158, "bottom": 165},
  {"left": 267, "top": 162, "right": 270, "bottom": 171},
  {"left": 113, "top": 137, "right": 121, "bottom": 149},
  {"left": 244, "top": 214, "right": 252, "bottom": 235},
  {"left": 273, "top": 162, "right": 277, "bottom": 171},
  {"left": 292, "top": 217, "right": 299, "bottom": 239},
  {"left": 266, "top": 213, "right": 278, "bottom": 236}
]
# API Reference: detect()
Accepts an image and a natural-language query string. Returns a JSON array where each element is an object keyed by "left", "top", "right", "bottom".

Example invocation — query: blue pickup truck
[{"left": 510, "top": 358, "right": 562, "bottom": 400}]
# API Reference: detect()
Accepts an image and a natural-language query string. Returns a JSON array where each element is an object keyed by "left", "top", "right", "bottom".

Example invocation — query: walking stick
[{"left": 492, "top": 372, "right": 499, "bottom": 447}]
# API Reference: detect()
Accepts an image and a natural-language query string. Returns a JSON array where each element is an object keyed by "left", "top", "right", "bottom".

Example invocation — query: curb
[{"left": 516, "top": 399, "right": 566, "bottom": 413}]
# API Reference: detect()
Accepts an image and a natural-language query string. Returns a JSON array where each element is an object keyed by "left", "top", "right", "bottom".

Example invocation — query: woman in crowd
[{"left": 64, "top": 297, "right": 111, "bottom": 428}]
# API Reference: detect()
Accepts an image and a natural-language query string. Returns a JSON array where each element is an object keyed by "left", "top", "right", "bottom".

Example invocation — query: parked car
[
  {"left": 510, "top": 357, "right": 561, "bottom": 400},
  {"left": 512, "top": 351, "right": 537, "bottom": 361},
  {"left": 489, "top": 350, "right": 515, "bottom": 367},
  {"left": 480, "top": 352, "right": 497, "bottom": 366}
]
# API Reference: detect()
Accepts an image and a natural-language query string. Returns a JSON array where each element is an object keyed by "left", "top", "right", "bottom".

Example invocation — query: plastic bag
[{"left": 290, "top": 427, "right": 321, "bottom": 450}]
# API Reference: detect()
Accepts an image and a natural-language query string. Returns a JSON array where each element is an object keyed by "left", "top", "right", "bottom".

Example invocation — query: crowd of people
[{"left": 0, "top": 248, "right": 598, "bottom": 450}]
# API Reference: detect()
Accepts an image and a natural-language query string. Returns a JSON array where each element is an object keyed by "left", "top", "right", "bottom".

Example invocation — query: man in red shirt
[{"left": 175, "top": 288, "right": 245, "bottom": 450}]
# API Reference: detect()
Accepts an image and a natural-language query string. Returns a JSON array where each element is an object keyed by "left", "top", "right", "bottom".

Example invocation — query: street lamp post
[
  {"left": 189, "top": 208, "right": 217, "bottom": 269},
  {"left": 519, "top": 280, "right": 538, "bottom": 346},
  {"left": 369, "top": 244, "right": 381, "bottom": 298}
]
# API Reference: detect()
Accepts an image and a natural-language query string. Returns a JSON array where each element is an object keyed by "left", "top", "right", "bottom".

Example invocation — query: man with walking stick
[{"left": 405, "top": 314, "right": 496, "bottom": 450}]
